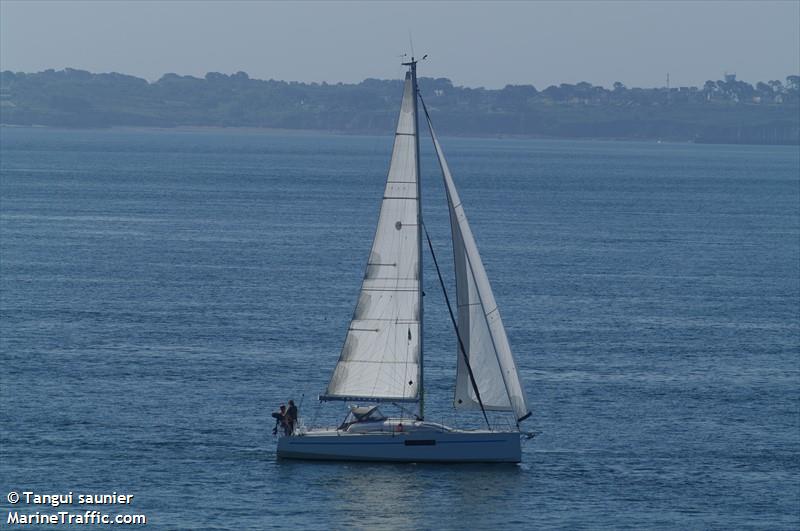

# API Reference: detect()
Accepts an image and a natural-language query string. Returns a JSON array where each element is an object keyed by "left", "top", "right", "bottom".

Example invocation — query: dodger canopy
[{"left": 338, "top": 405, "right": 387, "bottom": 429}]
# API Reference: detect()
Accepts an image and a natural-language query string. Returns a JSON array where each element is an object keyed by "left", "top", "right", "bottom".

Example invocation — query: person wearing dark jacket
[
  {"left": 286, "top": 400, "right": 298, "bottom": 435},
  {"left": 271, "top": 404, "right": 287, "bottom": 435}
]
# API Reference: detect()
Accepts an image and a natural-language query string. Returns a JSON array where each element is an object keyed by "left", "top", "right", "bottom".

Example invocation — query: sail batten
[
  {"left": 323, "top": 72, "right": 422, "bottom": 403},
  {"left": 422, "top": 109, "right": 532, "bottom": 422}
]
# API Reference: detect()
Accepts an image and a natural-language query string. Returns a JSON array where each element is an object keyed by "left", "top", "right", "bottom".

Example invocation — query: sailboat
[{"left": 277, "top": 58, "right": 532, "bottom": 463}]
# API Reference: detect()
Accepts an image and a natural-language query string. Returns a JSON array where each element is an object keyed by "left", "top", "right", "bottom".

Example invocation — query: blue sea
[{"left": 1, "top": 126, "right": 798, "bottom": 529}]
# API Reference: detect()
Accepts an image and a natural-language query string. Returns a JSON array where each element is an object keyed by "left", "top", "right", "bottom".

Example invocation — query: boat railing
[{"left": 429, "top": 413, "right": 522, "bottom": 433}]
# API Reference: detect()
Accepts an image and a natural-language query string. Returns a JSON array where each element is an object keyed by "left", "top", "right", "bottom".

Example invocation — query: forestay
[
  {"left": 322, "top": 72, "right": 421, "bottom": 402},
  {"left": 423, "top": 112, "right": 532, "bottom": 422}
]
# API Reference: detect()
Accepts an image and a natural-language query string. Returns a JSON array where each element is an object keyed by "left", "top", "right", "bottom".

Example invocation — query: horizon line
[{"left": 3, "top": 67, "right": 799, "bottom": 92}]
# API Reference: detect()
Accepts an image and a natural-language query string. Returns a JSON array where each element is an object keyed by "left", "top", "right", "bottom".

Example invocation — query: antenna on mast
[
  {"left": 401, "top": 53, "right": 428, "bottom": 67},
  {"left": 402, "top": 31, "right": 427, "bottom": 68}
]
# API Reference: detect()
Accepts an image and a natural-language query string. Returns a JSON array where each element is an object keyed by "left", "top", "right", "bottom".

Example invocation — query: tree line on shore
[{"left": 1, "top": 69, "right": 798, "bottom": 144}]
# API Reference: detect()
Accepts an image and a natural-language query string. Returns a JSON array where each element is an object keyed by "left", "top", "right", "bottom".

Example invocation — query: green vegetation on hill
[{"left": 1, "top": 69, "right": 798, "bottom": 145}]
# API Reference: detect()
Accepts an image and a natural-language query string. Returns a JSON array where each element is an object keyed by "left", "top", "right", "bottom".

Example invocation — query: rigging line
[
  {"left": 392, "top": 401, "right": 421, "bottom": 421},
  {"left": 402, "top": 318, "right": 410, "bottom": 402},
  {"left": 422, "top": 223, "right": 492, "bottom": 430}
]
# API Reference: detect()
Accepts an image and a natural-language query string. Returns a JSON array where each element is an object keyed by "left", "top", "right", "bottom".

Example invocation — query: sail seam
[
  {"left": 336, "top": 360, "right": 420, "bottom": 365},
  {"left": 362, "top": 288, "right": 417, "bottom": 292},
  {"left": 351, "top": 319, "right": 418, "bottom": 323}
]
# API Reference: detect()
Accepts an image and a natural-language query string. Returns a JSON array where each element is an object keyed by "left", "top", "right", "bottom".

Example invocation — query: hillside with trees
[{"left": 1, "top": 69, "right": 798, "bottom": 145}]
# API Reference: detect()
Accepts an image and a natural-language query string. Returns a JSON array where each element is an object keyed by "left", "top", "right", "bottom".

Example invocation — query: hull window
[{"left": 404, "top": 439, "right": 436, "bottom": 446}]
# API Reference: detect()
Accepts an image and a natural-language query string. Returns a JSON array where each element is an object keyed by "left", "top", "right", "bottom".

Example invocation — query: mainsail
[
  {"left": 423, "top": 108, "right": 532, "bottom": 422},
  {"left": 322, "top": 72, "right": 422, "bottom": 402}
]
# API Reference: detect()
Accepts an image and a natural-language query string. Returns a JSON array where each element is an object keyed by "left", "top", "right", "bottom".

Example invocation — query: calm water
[{"left": 1, "top": 127, "right": 798, "bottom": 529}]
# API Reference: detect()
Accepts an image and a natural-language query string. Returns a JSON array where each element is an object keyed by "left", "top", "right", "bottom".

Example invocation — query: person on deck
[
  {"left": 286, "top": 400, "right": 298, "bottom": 435},
  {"left": 272, "top": 404, "right": 287, "bottom": 435}
]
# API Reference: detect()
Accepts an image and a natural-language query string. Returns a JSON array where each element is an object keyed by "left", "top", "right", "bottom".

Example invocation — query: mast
[{"left": 402, "top": 56, "right": 424, "bottom": 420}]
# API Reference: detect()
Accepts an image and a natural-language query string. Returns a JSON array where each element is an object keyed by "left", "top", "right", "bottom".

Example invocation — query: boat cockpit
[
  {"left": 338, "top": 405, "right": 451, "bottom": 434},
  {"left": 338, "top": 405, "right": 386, "bottom": 430}
]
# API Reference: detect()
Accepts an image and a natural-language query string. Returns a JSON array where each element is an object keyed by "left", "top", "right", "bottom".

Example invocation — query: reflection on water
[{"left": 275, "top": 460, "right": 523, "bottom": 530}]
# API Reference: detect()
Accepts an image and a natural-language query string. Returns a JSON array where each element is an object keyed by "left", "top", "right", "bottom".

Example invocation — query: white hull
[{"left": 277, "top": 424, "right": 521, "bottom": 463}]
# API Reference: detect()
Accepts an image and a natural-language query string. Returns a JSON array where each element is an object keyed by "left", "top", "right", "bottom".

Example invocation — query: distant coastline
[
  {"left": 0, "top": 123, "right": 703, "bottom": 145},
  {"left": 2, "top": 69, "right": 798, "bottom": 145}
]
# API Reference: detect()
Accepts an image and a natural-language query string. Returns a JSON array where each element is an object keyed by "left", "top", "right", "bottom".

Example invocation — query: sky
[{"left": 1, "top": 1, "right": 798, "bottom": 89}]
